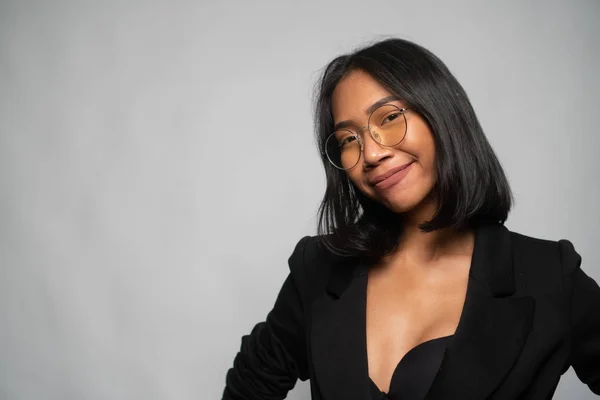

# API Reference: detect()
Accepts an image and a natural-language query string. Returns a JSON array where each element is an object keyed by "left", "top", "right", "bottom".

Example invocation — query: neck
[{"left": 388, "top": 199, "right": 474, "bottom": 266}]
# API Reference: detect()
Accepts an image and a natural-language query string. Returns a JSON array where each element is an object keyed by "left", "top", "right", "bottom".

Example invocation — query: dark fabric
[
  {"left": 369, "top": 335, "right": 453, "bottom": 400},
  {"left": 222, "top": 223, "right": 600, "bottom": 400}
]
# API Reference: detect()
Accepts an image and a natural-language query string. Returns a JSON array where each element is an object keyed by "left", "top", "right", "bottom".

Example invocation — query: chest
[{"left": 365, "top": 263, "right": 470, "bottom": 392}]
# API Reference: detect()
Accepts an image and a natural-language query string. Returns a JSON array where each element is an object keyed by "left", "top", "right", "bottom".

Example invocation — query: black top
[
  {"left": 223, "top": 225, "right": 600, "bottom": 399},
  {"left": 369, "top": 335, "right": 453, "bottom": 400}
]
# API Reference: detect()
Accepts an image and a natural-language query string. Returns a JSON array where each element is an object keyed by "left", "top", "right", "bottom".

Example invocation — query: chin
[
  {"left": 375, "top": 188, "right": 434, "bottom": 215},
  {"left": 383, "top": 200, "right": 418, "bottom": 214}
]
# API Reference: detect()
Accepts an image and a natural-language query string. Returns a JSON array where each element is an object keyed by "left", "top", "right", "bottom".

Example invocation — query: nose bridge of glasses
[
  {"left": 355, "top": 125, "right": 369, "bottom": 137},
  {"left": 357, "top": 124, "right": 385, "bottom": 148},
  {"left": 349, "top": 125, "right": 373, "bottom": 140}
]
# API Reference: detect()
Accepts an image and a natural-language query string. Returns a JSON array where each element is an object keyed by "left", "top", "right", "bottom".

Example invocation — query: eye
[
  {"left": 339, "top": 135, "right": 358, "bottom": 147},
  {"left": 382, "top": 112, "right": 400, "bottom": 124}
]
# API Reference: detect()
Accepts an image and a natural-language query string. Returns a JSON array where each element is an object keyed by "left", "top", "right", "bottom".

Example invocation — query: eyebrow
[{"left": 333, "top": 95, "right": 403, "bottom": 132}]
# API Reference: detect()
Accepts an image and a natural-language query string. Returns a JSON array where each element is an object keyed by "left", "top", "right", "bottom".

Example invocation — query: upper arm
[
  {"left": 560, "top": 239, "right": 600, "bottom": 395},
  {"left": 222, "top": 236, "right": 311, "bottom": 400}
]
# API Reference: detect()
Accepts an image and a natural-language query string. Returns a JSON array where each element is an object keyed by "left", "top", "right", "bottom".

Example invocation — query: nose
[{"left": 360, "top": 126, "right": 394, "bottom": 167}]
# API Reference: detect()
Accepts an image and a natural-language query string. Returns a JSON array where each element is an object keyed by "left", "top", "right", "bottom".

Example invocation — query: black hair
[{"left": 314, "top": 38, "right": 512, "bottom": 260}]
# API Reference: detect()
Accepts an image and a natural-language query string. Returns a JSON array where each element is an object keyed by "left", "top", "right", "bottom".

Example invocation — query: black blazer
[{"left": 223, "top": 223, "right": 600, "bottom": 399}]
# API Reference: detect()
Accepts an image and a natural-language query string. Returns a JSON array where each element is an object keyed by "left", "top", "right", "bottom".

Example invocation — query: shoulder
[
  {"left": 507, "top": 228, "right": 582, "bottom": 291},
  {"left": 286, "top": 235, "right": 349, "bottom": 300},
  {"left": 508, "top": 228, "right": 580, "bottom": 268},
  {"left": 509, "top": 229, "right": 562, "bottom": 254}
]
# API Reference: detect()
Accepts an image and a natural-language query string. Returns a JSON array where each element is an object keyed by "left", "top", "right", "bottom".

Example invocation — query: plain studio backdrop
[{"left": 1, "top": 1, "right": 599, "bottom": 399}]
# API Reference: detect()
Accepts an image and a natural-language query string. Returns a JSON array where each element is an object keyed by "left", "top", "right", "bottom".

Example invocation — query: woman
[{"left": 222, "top": 38, "right": 600, "bottom": 399}]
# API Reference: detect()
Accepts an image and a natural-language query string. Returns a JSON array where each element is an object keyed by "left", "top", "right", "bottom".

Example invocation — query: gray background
[{"left": 1, "top": 1, "right": 599, "bottom": 399}]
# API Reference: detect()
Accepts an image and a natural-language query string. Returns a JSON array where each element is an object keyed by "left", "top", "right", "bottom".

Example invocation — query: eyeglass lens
[{"left": 325, "top": 104, "right": 407, "bottom": 170}]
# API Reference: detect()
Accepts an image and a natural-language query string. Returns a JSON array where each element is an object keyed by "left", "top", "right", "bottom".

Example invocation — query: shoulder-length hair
[{"left": 314, "top": 38, "right": 512, "bottom": 260}]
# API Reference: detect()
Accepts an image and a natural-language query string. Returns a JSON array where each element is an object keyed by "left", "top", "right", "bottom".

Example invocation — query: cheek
[
  {"left": 397, "top": 129, "right": 437, "bottom": 194},
  {"left": 406, "top": 126, "right": 436, "bottom": 168},
  {"left": 345, "top": 169, "right": 363, "bottom": 189},
  {"left": 420, "top": 144, "right": 436, "bottom": 174},
  {"left": 345, "top": 169, "right": 376, "bottom": 201},
  {"left": 414, "top": 143, "right": 437, "bottom": 186}
]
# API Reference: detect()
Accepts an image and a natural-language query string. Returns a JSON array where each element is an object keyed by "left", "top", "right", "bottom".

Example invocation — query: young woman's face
[{"left": 331, "top": 69, "right": 437, "bottom": 214}]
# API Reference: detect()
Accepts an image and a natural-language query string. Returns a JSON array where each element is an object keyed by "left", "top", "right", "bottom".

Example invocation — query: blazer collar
[{"left": 310, "top": 223, "right": 535, "bottom": 400}]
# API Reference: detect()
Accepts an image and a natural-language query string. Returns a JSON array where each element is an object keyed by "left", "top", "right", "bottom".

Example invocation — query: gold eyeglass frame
[{"left": 324, "top": 105, "right": 409, "bottom": 171}]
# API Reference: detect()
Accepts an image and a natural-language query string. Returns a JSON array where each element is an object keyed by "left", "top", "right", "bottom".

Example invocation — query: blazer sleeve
[
  {"left": 222, "top": 236, "right": 311, "bottom": 400},
  {"left": 560, "top": 239, "right": 600, "bottom": 395}
]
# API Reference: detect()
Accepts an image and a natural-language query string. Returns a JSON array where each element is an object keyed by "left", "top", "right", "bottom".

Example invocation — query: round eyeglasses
[{"left": 325, "top": 104, "right": 409, "bottom": 170}]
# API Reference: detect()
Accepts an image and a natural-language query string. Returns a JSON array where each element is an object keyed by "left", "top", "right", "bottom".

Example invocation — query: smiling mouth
[{"left": 372, "top": 161, "right": 414, "bottom": 189}]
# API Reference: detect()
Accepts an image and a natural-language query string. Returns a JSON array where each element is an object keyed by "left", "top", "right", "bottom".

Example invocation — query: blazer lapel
[
  {"left": 309, "top": 223, "right": 535, "bottom": 400},
  {"left": 310, "top": 258, "right": 371, "bottom": 400},
  {"left": 425, "top": 223, "right": 536, "bottom": 400}
]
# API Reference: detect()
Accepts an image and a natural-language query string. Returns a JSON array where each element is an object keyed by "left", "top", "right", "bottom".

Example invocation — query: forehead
[{"left": 331, "top": 70, "right": 394, "bottom": 121}]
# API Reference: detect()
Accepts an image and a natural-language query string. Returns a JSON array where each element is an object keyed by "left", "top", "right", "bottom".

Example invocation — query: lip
[{"left": 371, "top": 161, "right": 414, "bottom": 190}]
